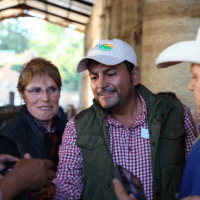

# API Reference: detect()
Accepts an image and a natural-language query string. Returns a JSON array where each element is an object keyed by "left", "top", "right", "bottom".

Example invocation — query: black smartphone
[
  {"left": 0, "top": 161, "right": 16, "bottom": 176},
  {"left": 115, "top": 165, "right": 146, "bottom": 200}
]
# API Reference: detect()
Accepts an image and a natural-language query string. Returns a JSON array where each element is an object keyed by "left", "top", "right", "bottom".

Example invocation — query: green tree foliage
[
  {"left": 31, "top": 22, "right": 84, "bottom": 92},
  {"left": 0, "top": 18, "right": 83, "bottom": 92},
  {"left": 0, "top": 18, "right": 31, "bottom": 54}
]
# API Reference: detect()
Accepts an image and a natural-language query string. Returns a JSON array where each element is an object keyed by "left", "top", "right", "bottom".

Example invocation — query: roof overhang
[{"left": 0, "top": 0, "right": 96, "bottom": 32}]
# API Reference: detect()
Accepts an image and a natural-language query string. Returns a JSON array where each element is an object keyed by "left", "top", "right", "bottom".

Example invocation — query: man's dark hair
[{"left": 123, "top": 60, "right": 135, "bottom": 74}]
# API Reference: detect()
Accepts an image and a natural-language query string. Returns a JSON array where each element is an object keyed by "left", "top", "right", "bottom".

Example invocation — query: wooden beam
[
  {"left": 73, "top": 0, "right": 93, "bottom": 7},
  {"left": 36, "top": 0, "right": 91, "bottom": 17},
  {"left": 0, "top": 4, "right": 86, "bottom": 25}
]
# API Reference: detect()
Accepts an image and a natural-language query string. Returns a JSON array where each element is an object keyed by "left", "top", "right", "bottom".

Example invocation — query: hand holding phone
[
  {"left": 113, "top": 178, "right": 136, "bottom": 200},
  {"left": 115, "top": 165, "right": 146, "bottom": 200},
  {"left": 0, "top": 160, "right": 16, "bottom": 176},
  {"left": 0, "top": 153, "right": 31, "bottom": 177},
  {"left": 0, "top": 154, "right": 18, "bottom": 179}
]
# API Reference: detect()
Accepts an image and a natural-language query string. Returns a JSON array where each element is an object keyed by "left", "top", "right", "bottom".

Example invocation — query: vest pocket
[
  {"left": 81, "top": 170, "right": 116, "bottom": 200},
  {"left": 158, "top": 123, "right": 186, "bottom": 165},
  {"left": 76, "top": 133, "right": 111, "bottom": 177},
  {"left": 160, "top": 123, "right": 186, "bottom": 140},
  {"left": 76, "top": 133, "right": 105, "bottom": 149}
]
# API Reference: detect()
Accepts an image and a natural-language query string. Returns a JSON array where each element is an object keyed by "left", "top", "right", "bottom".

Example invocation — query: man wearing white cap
[
  {"left": 53, "top": 39, "right": 196, "bottom": 200},
  {"left": 155, "top": 28, "right": 200, "bottom": 200}
]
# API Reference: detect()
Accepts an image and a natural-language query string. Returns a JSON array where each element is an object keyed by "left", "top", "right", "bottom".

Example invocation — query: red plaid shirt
[{"left": 53, "top": 91, "right": 196, "bottom": 200}]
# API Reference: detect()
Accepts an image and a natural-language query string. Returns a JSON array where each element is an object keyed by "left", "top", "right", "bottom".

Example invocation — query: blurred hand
[
  {"left": 0, "top": 154, "right": 19, "bottom": 171},
  {"left": 13, "top": 158, "right": 56, "bottom": 192},
  {"left": 23, "top": 153, "right": 32, "bottom": 159},
  {"left": 0, "top": 154, "right": 19, "bottom": 179},
  {"left": 28, "top": 184, "right": 55, "bottom": 200},
  {"left": 113, "top": 178, "right": 136, "bottom": 200}
]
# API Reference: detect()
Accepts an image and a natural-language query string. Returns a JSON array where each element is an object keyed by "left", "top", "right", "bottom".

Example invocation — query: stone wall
[
  {"left": 141, "top": 0, "right": 200, "bottom": 113},
  {"left": 80, "top": 0, "right": 200, "bottom": 114}
]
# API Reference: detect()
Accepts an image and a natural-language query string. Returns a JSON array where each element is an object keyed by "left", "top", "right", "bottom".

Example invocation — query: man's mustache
[{"left": 97, "top": 88, "right": 117, "bottom": 96}]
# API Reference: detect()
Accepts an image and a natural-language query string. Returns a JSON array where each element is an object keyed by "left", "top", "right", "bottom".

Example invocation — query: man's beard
[{"left": 96, "top": 88, "right": 123, "bottom": 111}]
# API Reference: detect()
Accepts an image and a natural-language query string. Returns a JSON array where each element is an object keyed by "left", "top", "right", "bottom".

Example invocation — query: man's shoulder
[
  {"left": 157, "top": 92, "right": 185, "bottom": 122},
  {"left": 157, "top": 92, "right": 184, "bottom": 110},
  {"left": 74, "top": 105, "right": 106, "bottom": 136},
  {"left": 75, "top": 106, "right": 95, "bottom": 121}
]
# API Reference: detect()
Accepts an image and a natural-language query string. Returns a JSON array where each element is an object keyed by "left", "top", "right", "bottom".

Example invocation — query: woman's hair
[{"left": 17, "top": 58, "right": 62, "bottom": 93}]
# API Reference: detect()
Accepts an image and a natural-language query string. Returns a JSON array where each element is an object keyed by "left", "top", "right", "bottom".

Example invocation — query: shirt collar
[{"left": 31, "top": 115, "right": 57, "bottom": 134}]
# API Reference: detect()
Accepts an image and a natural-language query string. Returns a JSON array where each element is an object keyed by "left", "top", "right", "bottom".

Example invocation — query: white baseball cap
[
  {"left": 76, "top": 39, "right": 137, "bottom": 73},
  {"left": 155, "top": 28, "right": 200, "bottom": 68}
]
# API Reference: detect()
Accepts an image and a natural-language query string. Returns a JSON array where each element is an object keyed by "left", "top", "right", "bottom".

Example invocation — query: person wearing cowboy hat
[{"left": 155, "top": 28, "right": 200, "bottom": 200}]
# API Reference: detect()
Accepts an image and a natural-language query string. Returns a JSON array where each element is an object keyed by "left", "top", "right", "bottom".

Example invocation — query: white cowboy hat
[{"left": 155, "top": 28, "right": 200, "bottom": 68}]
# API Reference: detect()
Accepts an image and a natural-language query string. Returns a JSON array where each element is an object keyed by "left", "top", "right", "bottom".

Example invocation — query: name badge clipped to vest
[{"left": 141, "top": 128, "right": 149, "bottom": 139}]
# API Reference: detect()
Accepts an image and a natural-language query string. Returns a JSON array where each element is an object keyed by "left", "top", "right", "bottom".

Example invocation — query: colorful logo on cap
[{"left": 98, "top": 43, "right": 114, "bottom": 51}]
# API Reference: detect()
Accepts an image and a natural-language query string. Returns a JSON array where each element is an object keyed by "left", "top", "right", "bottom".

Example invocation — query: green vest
[{"left": 75, "top": 84, "right": 186, "bottom": 200}]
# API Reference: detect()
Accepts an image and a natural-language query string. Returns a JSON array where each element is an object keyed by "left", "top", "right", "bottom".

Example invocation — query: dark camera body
[{"left": 0, "top": 161, "right": 16, "bottom": 176}]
